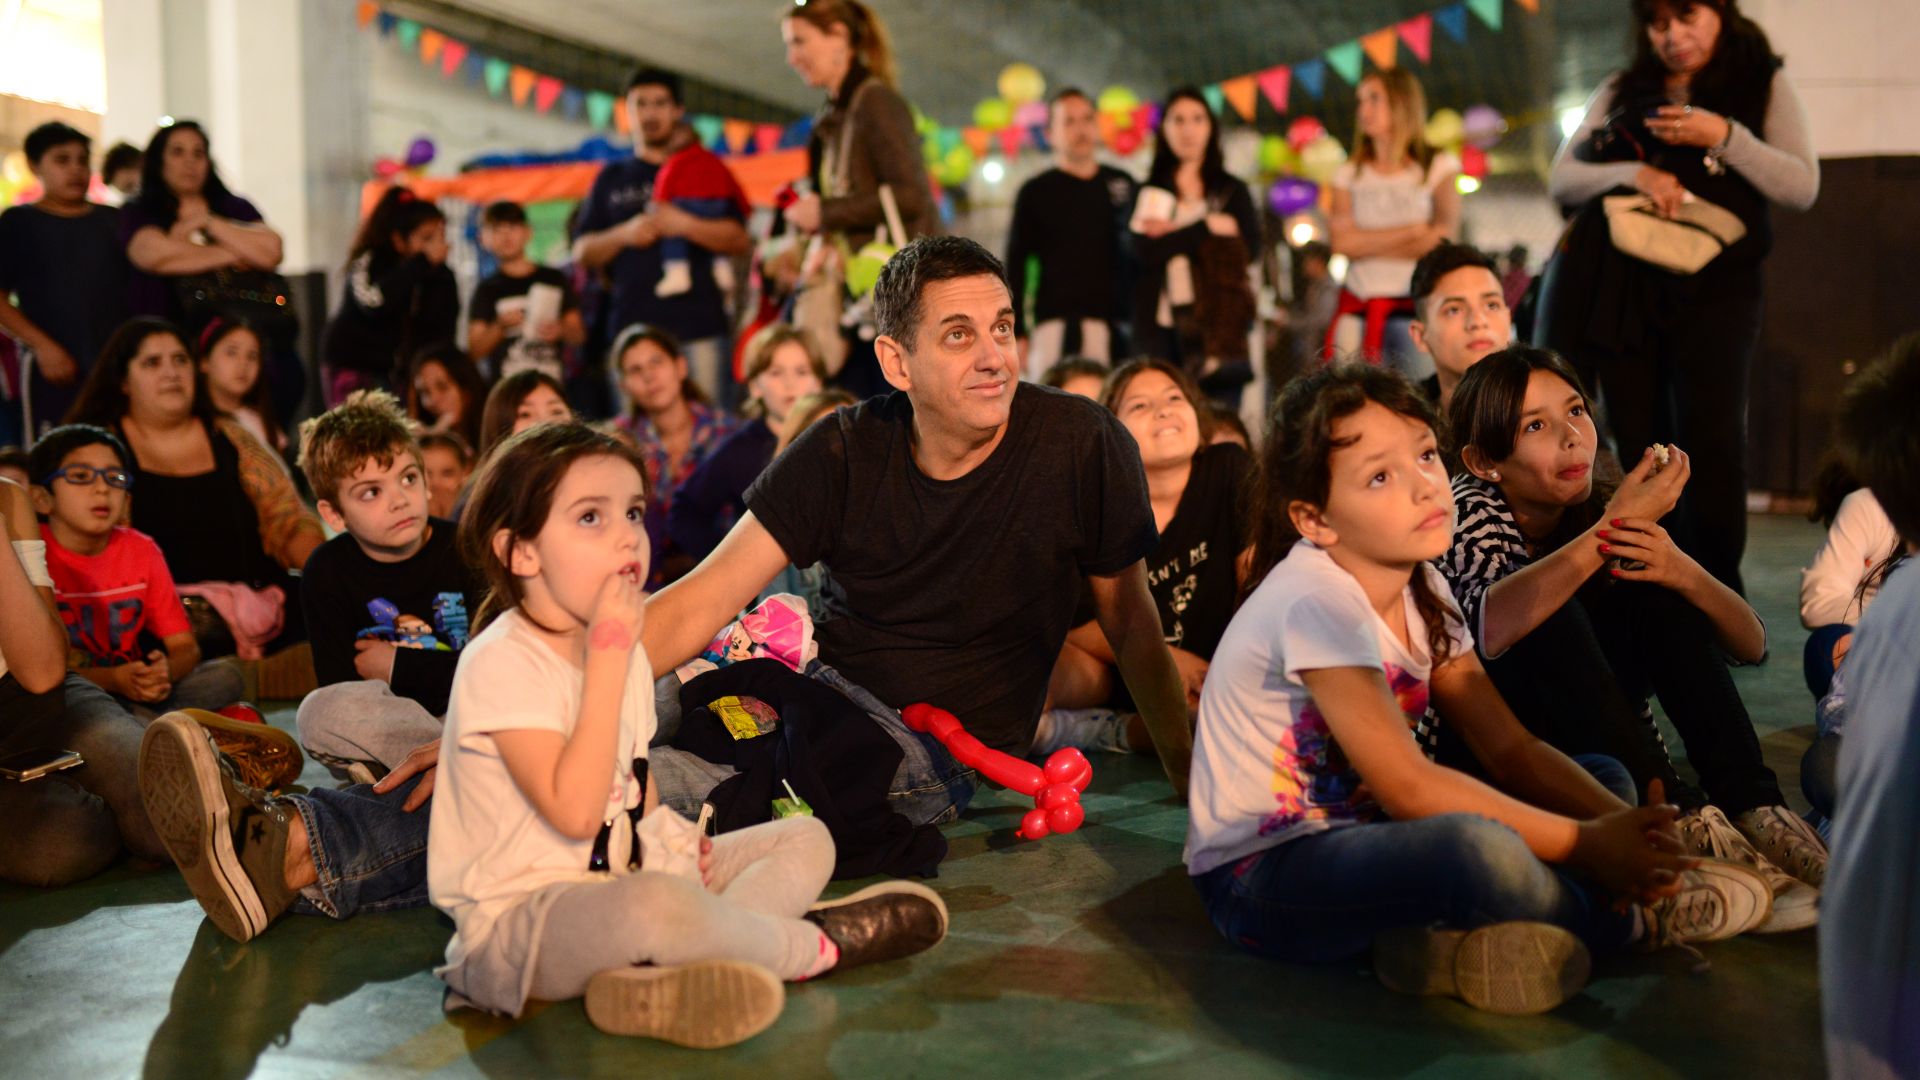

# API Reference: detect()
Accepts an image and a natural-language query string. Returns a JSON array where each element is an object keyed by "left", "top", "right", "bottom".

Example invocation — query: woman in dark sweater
[
  {"left": 320, "top": 187, "right": 459, "bottom": 406},
  {"left": 668, "top": 325, "right": 827, "bottom": 562},
  {"left": 1130, "top": 88, "right": 1260, "bottom": 406}
]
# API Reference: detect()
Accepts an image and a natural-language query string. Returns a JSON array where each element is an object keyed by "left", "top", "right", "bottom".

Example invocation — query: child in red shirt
[
  {"left": 651, "top": 143, "right": 748, "bottom": 298},
  {"left": 29, "top": 425, "right": 244, "bottom": 715}
]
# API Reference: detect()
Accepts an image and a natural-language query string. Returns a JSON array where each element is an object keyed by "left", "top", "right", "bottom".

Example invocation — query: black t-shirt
[
  {"left": 468, "top": 266, "right": 578, "bottom": 381},
  {"left": 0, "top": 203, "right": 128, "bottom": 397},
  {"left": 301, "top": 519, "right": 483, "bottom": 717},
  {"left": 1144, "top": 442, "right": 1251, "bottom": 660},
  {"left": 745, "top": 384, "right": 1156, "bottom": 752},
  {"left": 1005, "top": 166, "right": 1137, "bottom": 335}
]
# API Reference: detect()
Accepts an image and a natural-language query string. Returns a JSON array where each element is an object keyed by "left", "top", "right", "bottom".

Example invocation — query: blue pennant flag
[
  {"left": 1435, "top": 2, "right": 1471, "bottom": 42},
  {"left": 1294, "top": 57, "right": 1326, "bottom": 99}
]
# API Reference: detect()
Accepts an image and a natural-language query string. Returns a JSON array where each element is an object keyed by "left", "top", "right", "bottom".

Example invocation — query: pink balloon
[
  {"left": 1286, "top": 116, "right": 1327, "bottom": 151},
  {"left": 1014, "top": 100, "right": 1049, "bottom": 129},
  {"left": 1046, "top": 802, "right": 1085, "bottom": 834},
  {"left": 373, "top": 157, "right": 403, "bottom": 178},
  {"left": 1018, "top": 808, "right": 1053, "bottom": 840}
]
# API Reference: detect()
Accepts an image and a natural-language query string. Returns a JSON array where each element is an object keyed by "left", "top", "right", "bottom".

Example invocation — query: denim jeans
[
  {"left": 0, "top": 672, "right": 164, "bottom": 886},
  {"left": 648, "top": 662, "right": 978, "bottom": 827},
  {"left": 119, "top": 657, "right": 247, "bottom": 721},
  {"left": 285, "top": 774, "right": 431, "bottom": 919},
  {"left": 1192, "top": 755, "right": 1638, "bottom": 962}
]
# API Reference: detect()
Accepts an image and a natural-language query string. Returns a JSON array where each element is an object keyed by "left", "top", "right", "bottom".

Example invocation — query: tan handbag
[{"left": 1604, "top": 194, "right": 1747, "bottom": 275}]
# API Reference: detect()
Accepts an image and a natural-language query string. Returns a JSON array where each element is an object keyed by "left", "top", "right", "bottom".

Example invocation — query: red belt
[{"left": 1324, "top": 290, "right": 1415, "bottom": 363}]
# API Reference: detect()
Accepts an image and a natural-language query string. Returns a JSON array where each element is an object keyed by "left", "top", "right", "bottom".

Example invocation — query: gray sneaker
[
  {"left": 1734, "top": 805, "right": 1828, "bottom": 888},
  {"left": 1642, "top": 858, "right": 1774, "bottom": 951},
  {"left": 1375, "top": 921, "right": 1591, "bottom": 1015},
  {"left": 138, "top": 713, "right": 298, "bottom": 943},
  {"left": 1678, "top": 806, "right": 1818, "bottom": 933},
  {"left": 1032, "top": 708, "right": 1135, "bottom": 755}
]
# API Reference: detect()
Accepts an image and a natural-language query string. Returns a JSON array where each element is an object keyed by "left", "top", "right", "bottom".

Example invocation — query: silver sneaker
[
  {"left": 1734, "top": 805, "right": 1828, "bottom": 888},
  {"left": 1677, "top": 806, "right": 1819, "bottom": 933},
  {"left": 1642, "top": 858, "right": 1773, "bottom": 953}
]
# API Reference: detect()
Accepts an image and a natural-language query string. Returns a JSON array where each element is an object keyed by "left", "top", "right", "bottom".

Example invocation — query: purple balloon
[
  {"left": 405, "top": 136, "right": 436, "bottom": 167},
  {"left": 1268, "top": 177, "right": 1319, "bottom": 216},
  {"left": 1463, "top": 104, "right": 1506, "bottom": 150}
]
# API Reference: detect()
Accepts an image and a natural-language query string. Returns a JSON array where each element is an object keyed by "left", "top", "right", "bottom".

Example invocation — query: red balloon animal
[{"left": 901, "top": 704, "right": 1092, "bottom": 839}]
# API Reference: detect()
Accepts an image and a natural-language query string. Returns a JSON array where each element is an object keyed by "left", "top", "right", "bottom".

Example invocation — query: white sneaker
[
  {"left": 1678, "top": 806, "right": 1818, "bottom": 933},
  {"left": 1642, "top": 858, "right": 1774, "bottom": 951},
  {"left": 654, "top": 261, "right": 693, "bottom": 298},
  {"left": 1031, "top": 708, "right": 1135, "bottom": 756},
  {"left": 1734, "top": 805, "right": 1828, "bottom": 888},
  {"left": 1375, "top": 921, "right": 1591, "bottom": 1015}
]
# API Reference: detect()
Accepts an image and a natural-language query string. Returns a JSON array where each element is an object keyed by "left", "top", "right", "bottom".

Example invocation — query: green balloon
[
  {"left": 938, "top": 144, "right": 975, "bottom": 186},
  {"left": 973, "top": 98, "right": 1012, "bottom": 132}
]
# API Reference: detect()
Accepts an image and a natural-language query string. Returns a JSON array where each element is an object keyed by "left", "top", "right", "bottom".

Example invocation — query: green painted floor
[{"left": 0, "top": 515, "right": 1829, "bottom": 1079}]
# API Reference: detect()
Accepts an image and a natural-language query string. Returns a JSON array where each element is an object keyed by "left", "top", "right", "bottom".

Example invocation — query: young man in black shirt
[
  {"left": 1006, "top": 89, "right": 1137, "bottom": 376},
  {"left": 0, "top": 122, "right": 129, "bottom": 438},
  {"left": 646, "top": 237, "right": 1190, "bottom": 824}
]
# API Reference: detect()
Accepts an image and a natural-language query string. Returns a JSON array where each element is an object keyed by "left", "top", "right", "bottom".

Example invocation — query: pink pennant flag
[
  {"left": 439, "top": 39, "right": 468, "bottom": 77},
  {"left": 998, "top": 124, "right": 1024, "bottom": 158},
  {"left": 533, "top": 75, "right": 563, "bottom": 113},
  {"left": 1256, "top": 65, "right": 1291, "bottom": 114},
  {"left": 1398, "top": 13, "right": 1433, "bottom": 63},
  {"left": 755, "top": 123, "right": 784, "bottom": 153}
]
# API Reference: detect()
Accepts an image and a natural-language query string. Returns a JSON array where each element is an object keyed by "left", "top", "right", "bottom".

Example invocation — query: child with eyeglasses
[{"left": 27, "top": 425, "right": 254, "bottom": 721}]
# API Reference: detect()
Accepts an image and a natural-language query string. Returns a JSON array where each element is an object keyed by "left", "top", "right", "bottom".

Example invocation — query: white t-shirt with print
[
  {"left": 1185, "top": 540, "right": 1474, "bottom": 876},
  {"left": 429, "top": 607, "right": 656, "bottom": 994},
  {"left": 1331, "top": 150, "right": 1462, "bottom": 299}
]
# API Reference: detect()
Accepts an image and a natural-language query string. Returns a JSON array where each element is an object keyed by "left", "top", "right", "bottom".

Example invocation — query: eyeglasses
[{"left": 42, "top": 465, "right": 135, "bottom": 491}]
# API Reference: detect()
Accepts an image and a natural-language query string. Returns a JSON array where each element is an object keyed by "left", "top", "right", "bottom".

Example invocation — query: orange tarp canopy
[{"left": 360, "top": 147, "right": 808, "bottom": 216}]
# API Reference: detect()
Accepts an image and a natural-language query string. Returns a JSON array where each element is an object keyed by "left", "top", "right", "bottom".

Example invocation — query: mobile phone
[{"left": 0, "top": 748, "right": 85, "bottom": 782}]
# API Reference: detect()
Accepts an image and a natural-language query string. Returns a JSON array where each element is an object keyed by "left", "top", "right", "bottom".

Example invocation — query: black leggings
[{"left": 1444, "top": 578, "right": 1783, "bottom": 815}]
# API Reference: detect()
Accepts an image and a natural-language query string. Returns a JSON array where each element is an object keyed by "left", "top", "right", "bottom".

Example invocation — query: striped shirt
[{"left": 1436, "top": 474, "right": 1530, "bottom": 657}]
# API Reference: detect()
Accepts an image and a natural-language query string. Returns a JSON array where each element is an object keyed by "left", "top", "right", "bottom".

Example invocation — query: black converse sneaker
[{"left": 138, "top": 713, "right": 299, "bottom": 943}]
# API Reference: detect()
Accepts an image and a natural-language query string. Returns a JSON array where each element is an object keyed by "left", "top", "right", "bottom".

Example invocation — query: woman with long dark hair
[
  {"left": 1537, "top": 0, "right": 1817, "bottom": 595},
  {"left": 120, "top": 121, "right": 284, "bottom": 326},
  {"left": 319, "top": 187, "right": 459, "bottom": 406},
  {"left": 1130, "top": 88, "right": 1260, "bottom": 405}
]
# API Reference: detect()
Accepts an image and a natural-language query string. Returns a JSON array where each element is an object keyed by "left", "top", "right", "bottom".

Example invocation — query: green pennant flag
[
  {"left": 395, "top": 18, "right": 421, "bottom": 50},
  {"left": 1325, "top": 40, "right": 1364, "bottom": 85},
  {"left": 690, "top": 114, "right": 726, "bottom": 149},
  {"left": 586, "top": 91, "right": 615, "bottom": 130},
  {"left": 483, "top": 56, "right": 510, "bottom": 97},
  {"left": 1201, "top": 83, "right": 1225, "bottom": 117},
  {"left": 1467, "top": 0, "right": 1503, "bottom": 31}
]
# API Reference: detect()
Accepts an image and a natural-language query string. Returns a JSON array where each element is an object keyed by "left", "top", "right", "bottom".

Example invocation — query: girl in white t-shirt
[
  {"left": 1328, "top": 70, "right": 1460, "bottom": 379},
  {"left": 1184, "top": 364, "right": 1769, "bottom": 1015},
  {"left": 429, "top": 422, "right": 947, "bottom": 1047}
]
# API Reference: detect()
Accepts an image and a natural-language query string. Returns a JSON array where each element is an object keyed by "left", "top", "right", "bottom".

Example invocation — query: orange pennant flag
[
  {"left": 614, "top": 103, "right": 630, "bottom": 135},
  {"left": 1361, "top": 27, "right": 1399, "bottom": 70},
  {"left": 723, "top": 118, "right": 754, "bottom": 154},
  {"left": 356, "top": 1, "right": 379, "bottom": 28},
  {"left": 1220, "top": 75, "right": 1258, "bottom": 122},
  {"left": 1516, "top": 0, "right": 1539, "bottom": 10},
  {"left": 962, "top": 127, "right": 991, "bottom": 157},
  {"left": 419, "top": 28, "right": 444, "bottom": 65},
  {"left": 509, "top": 66, "right": 536, "bottom": 107}
]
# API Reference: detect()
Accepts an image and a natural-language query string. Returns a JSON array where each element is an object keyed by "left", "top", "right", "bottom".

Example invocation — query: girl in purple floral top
[{"left": 610, "top": 325, "right": 739, "bottom": 586}]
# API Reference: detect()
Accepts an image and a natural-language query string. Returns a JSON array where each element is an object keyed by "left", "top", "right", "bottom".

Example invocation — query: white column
[{"left": 100, "top": 0, "right": 167, "bottom": 149}]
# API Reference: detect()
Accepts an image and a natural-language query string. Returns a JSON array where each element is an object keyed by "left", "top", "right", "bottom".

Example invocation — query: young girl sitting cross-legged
[
  {"left": 429, "top": 421, "right": 946, "bottom": 1046},
  {"left": 1184, "top": 364, "right": 1771, "bottom": 1015}
]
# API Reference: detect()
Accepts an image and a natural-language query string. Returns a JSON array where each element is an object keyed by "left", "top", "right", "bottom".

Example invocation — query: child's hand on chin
[{"left": 587, "top": 563, "right": 646, "bottom": 653}]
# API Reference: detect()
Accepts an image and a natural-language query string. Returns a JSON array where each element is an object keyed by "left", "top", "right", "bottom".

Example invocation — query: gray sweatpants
[
  {"left": 524, "top": 815, "right": 834, "bottom": 1001},
  {"left": 295, "top": 680, "right": 443, "bottom": 775}
]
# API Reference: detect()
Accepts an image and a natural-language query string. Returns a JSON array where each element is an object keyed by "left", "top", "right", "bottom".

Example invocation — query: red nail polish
[
  {"left": 1600, "top": 544, "right": 1612, "bottom": 553},
  {"left": 1597, "top": 529, "right": 1610, "bottom": 538},
  {"left": 1611, "top": 518, "right": 1623, "bottom": 527},
  {"left": 1610, "top": 568, "right": 1622, "bottom": 576}
]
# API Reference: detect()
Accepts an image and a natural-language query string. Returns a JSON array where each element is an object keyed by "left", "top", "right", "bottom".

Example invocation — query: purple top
[{"left": 118, "top": 192, "right": 265, "bottom": 319}]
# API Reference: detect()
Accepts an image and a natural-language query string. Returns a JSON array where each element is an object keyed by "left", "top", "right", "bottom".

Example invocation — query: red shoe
[{"left": 215, "top": 703, "right": 266, "bottom": 726}]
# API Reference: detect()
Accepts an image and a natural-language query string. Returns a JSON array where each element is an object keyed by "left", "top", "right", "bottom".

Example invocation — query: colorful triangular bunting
[
  {"left": 439, "top": 40, "right": 468, "bottom": 77},
  {"left": 1468, "top": 0, "right": 1503, "bottom": 31},
  {"left": 690, "top": 114, "right": 725, "bottom": 149},
  {"left": 508, "top": 65, "right": 536, "bottom": 107},
  {"left": 962, "top": 127, "right": 991, "bottom": 157},
  {"left": 418, "top": 28, "right": 444, "bottom": 65},
  {"left": 998, "top": 125, "right": 1024, "bottom": 158},
  {"left": 356, "top": 1, "right": 378, "bottom": 29},
  {"left": 1256, "top": 65, "right": 1291, "bottom": 114},
  {"left": 586, "top": 91, "right": 615, "bottom": 130},
  {"left": 1201, "top": 83, "right": 1226, "bottom": 117},
  {"left": 1515, "top": 0, "right": 1538, "bottom": 11},
  {"left": 533, "top": 75, "right": 563, "bottom": 113},
  {"left": 1435, "top": 2, "right": 1470, "bottom": 42},
  {"left": 483, "top": 57, "right": 510, "bottom": 97},
  {"left": 723, "top": 118, "right": 754, "bottom": 154},
  {"left": 755, "top": 123, "right": 784, "bottom": 153},
  {"left": 1294, "top": 57, "right": 1326, "bottom": 99},
  {"left": 395, "top": 18, "right": 420, "bottom": 50}
]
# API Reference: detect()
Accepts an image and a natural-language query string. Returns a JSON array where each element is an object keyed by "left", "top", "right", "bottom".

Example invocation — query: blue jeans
[
  {"left": 1192, "top": 755, "right": 1638, "bottom": 962},
  {"left": 649, "top": 662, "right": 978, "bottom": 827},
  {"left": 285, "top": 775, "right": 431, "bottom": 919},
  {"left": 1804, "top": 623, "right": 1851, "bottom": 699}
]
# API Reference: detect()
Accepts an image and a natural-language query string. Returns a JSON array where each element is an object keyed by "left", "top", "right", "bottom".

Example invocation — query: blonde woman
[{"left": 1327, "top": 69, "right": 1460, "bottom": 378}]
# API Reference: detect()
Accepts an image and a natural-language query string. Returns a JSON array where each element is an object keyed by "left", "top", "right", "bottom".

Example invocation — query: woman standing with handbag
[
  {"left": 1537, "top": 0, "right": 1817, "bottom": 594},
  {"left": 779, "top": 0, "right": 937, "bottom": 400}
]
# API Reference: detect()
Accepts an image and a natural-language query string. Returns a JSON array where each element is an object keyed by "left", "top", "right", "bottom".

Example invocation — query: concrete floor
[{"left": 0, "top": 515, "right": 1829, "bottom": 1079}]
